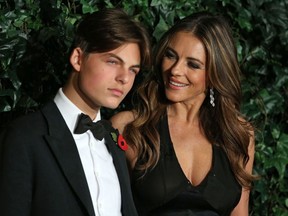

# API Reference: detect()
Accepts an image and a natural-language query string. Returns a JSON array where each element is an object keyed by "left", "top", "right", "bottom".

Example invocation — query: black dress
[{"left": 131, "top": 115, "right": 241, "bottom": 216}]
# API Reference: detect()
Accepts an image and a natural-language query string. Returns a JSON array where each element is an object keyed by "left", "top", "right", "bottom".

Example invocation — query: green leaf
[
  {"left": 110, "top": 132, "right": 117, "bottom": 143},
  {"left": 271, "top": 128, "right": 280, "bottom": 139},
  {"left": 246, "top": 46, "right": 267, "bottom": 61},
  {"left": 259, "top": 89, "right": 284, "bottom": 114},
  {"left": 152, "top": 15, "right": 169, "bottom": 42},
  {"left": 237, "top": 8, "right": 252, "bottom": 31},
  {"left": 285, "top": 198, "right": 288, "bottom": 208}
]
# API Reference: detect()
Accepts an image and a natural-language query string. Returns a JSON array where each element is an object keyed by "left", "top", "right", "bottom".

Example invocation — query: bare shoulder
[{"left": 110, "top": 110, "right": 135, "bottom": 134}]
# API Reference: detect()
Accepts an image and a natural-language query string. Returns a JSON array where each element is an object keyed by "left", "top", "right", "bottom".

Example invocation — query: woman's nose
[{"left": 170, "top": 60, "right": 184, "bottom": 76}]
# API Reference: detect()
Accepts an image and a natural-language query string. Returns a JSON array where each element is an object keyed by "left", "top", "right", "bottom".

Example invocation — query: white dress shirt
[{"left": 54, "top": 88, "right": 122, "bottom": 216}]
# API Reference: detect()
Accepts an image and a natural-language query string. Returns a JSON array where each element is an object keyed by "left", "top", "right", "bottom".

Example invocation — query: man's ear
[{"left": 70, "top": 47, "right": 83, "bottom": 72}]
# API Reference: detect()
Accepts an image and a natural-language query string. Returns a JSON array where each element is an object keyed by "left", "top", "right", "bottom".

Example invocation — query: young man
[{"left": 0, "top": 8, "right": 151, "bottom": 216}]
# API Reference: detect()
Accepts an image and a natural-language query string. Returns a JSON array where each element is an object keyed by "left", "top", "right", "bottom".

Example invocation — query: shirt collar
[{"left": 54, "top": 88, "right": 101, "bottom": 134}]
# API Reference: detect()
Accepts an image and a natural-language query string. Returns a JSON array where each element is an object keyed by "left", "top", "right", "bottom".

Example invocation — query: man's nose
[{"left": 116, "top": 68, "right": 130, "bottom": 84}]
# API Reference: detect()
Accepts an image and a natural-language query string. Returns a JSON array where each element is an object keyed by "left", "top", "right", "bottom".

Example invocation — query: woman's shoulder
[{"left": 110, "top": 110, "right": 135, "bottom": 134}]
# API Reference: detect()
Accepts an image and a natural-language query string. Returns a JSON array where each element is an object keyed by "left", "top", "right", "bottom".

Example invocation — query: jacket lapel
[
  {"left": 102, "top": 121, "right": 137, "bottom": 215},
  {"left": 103, "top": 131, "right": 127, "bottom": 187},
  {"left": 41, "top": 101, "right": 95, "bottom": 216}
]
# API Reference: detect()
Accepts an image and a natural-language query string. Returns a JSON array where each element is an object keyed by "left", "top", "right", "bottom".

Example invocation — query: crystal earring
[{"left": 210, "top": 88, "right": 215, "bottom": 107}]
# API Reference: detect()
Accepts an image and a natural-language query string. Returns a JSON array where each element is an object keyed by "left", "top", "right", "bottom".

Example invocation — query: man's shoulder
[{"left": 3, "top": 101, "right": 59, "bottom": 134}]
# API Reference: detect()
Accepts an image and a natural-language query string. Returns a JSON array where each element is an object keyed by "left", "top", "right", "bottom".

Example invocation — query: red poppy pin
[{"left": 110, "top": 131, "right": 128, "bottom": 151}]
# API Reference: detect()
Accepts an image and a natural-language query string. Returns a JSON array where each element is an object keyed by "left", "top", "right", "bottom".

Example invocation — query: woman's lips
[{"left": 169, "top": 80, "right": 188, "bottom": 87}]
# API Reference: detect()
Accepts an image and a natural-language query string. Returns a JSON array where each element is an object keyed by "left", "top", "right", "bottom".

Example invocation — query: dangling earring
[{"left": 210, "top": 88, "right": 215, "bottom": 107}]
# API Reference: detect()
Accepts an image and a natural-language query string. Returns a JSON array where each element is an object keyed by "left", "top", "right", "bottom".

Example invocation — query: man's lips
[{"left": 109, "top": 88, "right": 124, "bottom": 96}]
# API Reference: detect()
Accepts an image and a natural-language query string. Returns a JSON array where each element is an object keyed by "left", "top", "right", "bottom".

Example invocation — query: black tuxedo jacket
[{"left": 0, "top": 101, "right": 138, "bottom": 216}]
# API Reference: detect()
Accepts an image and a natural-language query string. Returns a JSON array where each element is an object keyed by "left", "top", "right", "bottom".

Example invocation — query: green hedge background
[{"left": 0, "top": 0, "right": 288, "bottom": 215}]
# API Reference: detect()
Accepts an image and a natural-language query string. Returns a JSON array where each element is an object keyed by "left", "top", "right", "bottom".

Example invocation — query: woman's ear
[{"left": 70, "top": 47, "right": 83, "bottom": 72}]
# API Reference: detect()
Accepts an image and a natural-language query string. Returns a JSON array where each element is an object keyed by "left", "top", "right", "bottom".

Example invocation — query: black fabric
[
  {"left": 74, "top": 113, "right": 105, "bottom": 140},
  {"left": 131, "top": 114, "right": 241, "bottom": 216},
  {"left": 0, "top": 101, "right": 138, "bottom": 216}
]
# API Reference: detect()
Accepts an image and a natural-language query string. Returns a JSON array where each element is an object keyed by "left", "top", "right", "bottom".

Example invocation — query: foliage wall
[{"left": 1, "top": 0, "right": 288, "bottom": 215}]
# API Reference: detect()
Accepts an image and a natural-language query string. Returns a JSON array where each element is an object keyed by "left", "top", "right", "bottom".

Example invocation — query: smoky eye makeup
[
  {"left": 163, "top": 47, "right": 205, "bottom": 70},
  {"left": 187, "top": 61, "right": 202, "bottom": 69},
  {"left": 163, "top": 48, "right": 177, "bottom": 59}
]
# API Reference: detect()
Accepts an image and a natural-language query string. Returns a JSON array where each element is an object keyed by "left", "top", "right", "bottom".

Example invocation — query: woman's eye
[
  {"left": 188, "top": 61, "right": 201, "bottom": 69},
  {"left": 164, "top": 50, "right": 176, "bottom": 59}
]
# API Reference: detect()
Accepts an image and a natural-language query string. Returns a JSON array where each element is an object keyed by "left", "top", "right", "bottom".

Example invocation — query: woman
[{"left": 111, "top": 11, "right": 256, "bottom": 216}]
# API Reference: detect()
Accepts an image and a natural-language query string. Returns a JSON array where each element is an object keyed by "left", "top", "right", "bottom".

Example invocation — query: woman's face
[{"left": 161, "top": 32, "right": 207, "bottom": 106}]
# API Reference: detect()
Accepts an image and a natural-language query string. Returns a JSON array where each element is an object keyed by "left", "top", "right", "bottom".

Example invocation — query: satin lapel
[
  {"left": 41, "top": 101, "right": 95, "bottom": 216},
  {"left": 103, "top": 131, "right": 127, "bottom": 186},
  {"left": 103, "top": 128, "right": 136, "bottom": 215}
]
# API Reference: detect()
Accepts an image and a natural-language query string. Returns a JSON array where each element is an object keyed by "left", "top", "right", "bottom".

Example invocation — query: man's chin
[{"left": 103, "top": 102, "right": 121, "bottom": 110}]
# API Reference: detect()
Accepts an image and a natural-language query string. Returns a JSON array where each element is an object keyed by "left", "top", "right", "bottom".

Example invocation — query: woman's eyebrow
[
  {"left": 166, "top": 47, "right": 205, "bottom": 66},
  {"left": 186, "top": 57, "right": 205, "bottom": 66}
]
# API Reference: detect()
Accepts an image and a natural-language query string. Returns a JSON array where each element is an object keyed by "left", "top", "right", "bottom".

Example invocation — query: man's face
[{"left": 70, "top": 43, "right": 141, "bottom": 111}]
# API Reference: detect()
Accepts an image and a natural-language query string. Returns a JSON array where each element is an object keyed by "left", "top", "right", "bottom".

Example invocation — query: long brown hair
[{"left": 124, "top": 11, "right": 255, "bottom": 188}]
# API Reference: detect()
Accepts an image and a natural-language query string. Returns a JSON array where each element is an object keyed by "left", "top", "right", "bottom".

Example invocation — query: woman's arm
[{"left": 110, "top": 111, "right": 137, "bottom": 170}]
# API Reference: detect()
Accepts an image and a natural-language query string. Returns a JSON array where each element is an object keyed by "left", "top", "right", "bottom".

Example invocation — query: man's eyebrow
[
  {"left": 131, "top": 64, "right": 141, "bottom": 69},
  {"left": 108, "top": 53, "right": 141, "bottom": 68},
  {"left": 107, "top": 53, "right": 124, "bottom": 63}
]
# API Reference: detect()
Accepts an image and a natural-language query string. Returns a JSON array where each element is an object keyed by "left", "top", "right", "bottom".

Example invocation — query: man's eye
[
  {"left": 107, "top": 59, "right": 118, "bottom": 65},
  {"left": 130, "top": 68, "right": 140, "bottom": 74}
]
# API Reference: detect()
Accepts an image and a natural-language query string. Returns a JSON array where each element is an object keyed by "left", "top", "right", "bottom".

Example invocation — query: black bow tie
[{"left": 74, "top": 113, "right": 105, "bottom": 140}]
